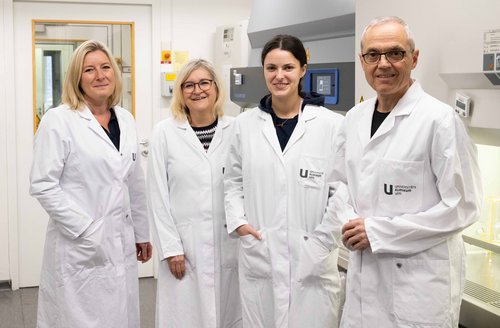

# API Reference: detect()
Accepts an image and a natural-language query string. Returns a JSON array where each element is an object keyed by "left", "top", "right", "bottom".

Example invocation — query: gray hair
[{"left": 360, "top": 16, "right": 415, "bottom": 52}]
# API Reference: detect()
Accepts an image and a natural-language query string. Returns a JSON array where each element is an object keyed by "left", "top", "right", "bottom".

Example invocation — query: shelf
[
  {"left": 439, "top": 72, "right": 500, "bottom": 89},
  {"left": 463, "top": 234, "right": 500, "bottom": 254}
]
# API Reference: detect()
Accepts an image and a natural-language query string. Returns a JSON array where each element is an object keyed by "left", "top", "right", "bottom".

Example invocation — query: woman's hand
[
  {"left": 167, "top": 255, "right": 186, "bottom": 280},
  {"left": 136, "top": 242, "right": 153, "bottom": 263},
  {"left": 236, "top": 224, "right": 261, "bottom": 240}
]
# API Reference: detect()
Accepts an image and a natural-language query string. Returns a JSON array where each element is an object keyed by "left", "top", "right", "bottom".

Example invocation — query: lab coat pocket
[
  {"left": 298, "top": 155, "right": 327, "bottom": 189},
  {"left": 378, "top": 159, "right": 424, "bottom": 214},
  {"left": 392, "top": 258, "right": 449, "bottom": 325},
  {"left": 176, "top": 221, "right": 196, "bottom": 271},
  {"left": 239, "top": 232, "right": 272, "bottom": 279},
  {"left": 63, "top": 216, "right": 107, "bottom": 276},
  {"left": 296, "top": 232, "right": 333, "bottom": 284},
  {"left": 122, "top": 211, "right": 136, "bottom": 260}
]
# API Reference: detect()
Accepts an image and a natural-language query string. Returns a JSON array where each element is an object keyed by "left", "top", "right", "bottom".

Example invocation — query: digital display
[
  {"left": 456, "top": 100, "right": 466, "bottom": 110},
  {"left": 312, "top": 74, "right": 335, "bottom": 96}
]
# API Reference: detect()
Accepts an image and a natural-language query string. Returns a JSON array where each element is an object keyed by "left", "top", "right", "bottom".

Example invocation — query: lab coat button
[
  {"left": 224, "top": 224, "right": 227, "bottom": 228},
  {"left": 396, "top": 263, "right": 402, "bottom": 268},
  {"left": 303, "top": 236, "right": 309, "bottom": 241}
]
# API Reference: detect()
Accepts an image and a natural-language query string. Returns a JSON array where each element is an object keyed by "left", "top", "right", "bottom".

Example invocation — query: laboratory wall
[
  {"left": 157, "top": 0, "right": 252, "bottom": 120},
  {"left": 0, "top": 0, "right": 15, "bottom": 283}
]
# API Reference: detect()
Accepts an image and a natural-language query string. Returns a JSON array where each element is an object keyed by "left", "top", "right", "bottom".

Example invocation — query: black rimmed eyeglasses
[
  {"left": 361, "top": 50, "right": 407, "bottom": 64},
  {"left": 181, "top": 79, "right": 214, "bottom": 92}
]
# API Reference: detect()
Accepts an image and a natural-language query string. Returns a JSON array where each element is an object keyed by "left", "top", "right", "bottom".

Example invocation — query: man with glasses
[{"left": 333, "top": 16, "right": 482, "bottom": 327}]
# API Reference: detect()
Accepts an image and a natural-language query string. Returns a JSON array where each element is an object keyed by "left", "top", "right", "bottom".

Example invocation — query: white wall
[
  {"left": 157, "top": 0, "right": 252, "bottom": 120},
  {"left": 355, "top": 0, "right": 446, "bottom": 103},
  {"left": 0, "top": 0, "right": 18, "bottom": 284}
]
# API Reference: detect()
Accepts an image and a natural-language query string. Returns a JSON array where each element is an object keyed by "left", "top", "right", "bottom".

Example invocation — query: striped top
[{"left": 191, "top": 118, "right": 218, "bottom": 151}]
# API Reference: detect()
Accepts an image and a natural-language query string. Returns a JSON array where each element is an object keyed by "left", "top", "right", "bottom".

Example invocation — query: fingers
[
  {"left": 167, "top": 255, "right": 186, "bottom": 280},
  {"left": 248, "top": 225, "right": 262, "bottom": 240},
  {"left": 342, "top": 218, "right": 370, "bottom": 251},
  {"left": 343, "top": 232, "right": 369, "bottom": 251},
  {"left": 142, "top": 242, "right": 153, "bottom": 262},
  {"left": 236, "top": 224, "right": 262, "bottom": 240},
  {"left": 136, "top": 242, "right": 153, "bottom": 263}
]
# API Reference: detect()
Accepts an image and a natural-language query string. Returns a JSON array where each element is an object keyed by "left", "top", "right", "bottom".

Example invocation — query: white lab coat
[
  {"left": 333, "top": 81, "right": 482, "bottom": 328},
  {"left": 224, "top": 104, "right": 344, "bottom": 328},
  {"left": 30, "top": 105, "right": 150, "bottom": 328},
  {"left": 147, "top": 116, "right": 241, "bottom": 328}
]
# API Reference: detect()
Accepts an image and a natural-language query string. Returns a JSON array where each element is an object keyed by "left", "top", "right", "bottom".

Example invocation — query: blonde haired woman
[
  {"left": 147, "top": 59, "right": 241, "bottom": 328},
  {"left": 30, "top": 40, "right": 152, "bottom": 328}
]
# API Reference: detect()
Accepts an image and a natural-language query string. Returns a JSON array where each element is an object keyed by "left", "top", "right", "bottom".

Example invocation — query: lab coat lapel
[
  {"left": 259, "top": 110, "right": 284, "bottom": 164},
  {"left": 206, "top": 116, "right": 228, "bottom": 156},
  {"left": 357, "top": 98, "right": 376, "bottom": 149},
  {"left": 78, "top": 106, "right": 116, "bottom": 150},
  {"left": 283, "top": 105, "right": 315, "bottom": 154},
  {"left": 175, "top": 119, "right": 207, "bottom": 155},
  {"left": 371, "top": 81, "right": 422, "bottom": 142},
  {"left": 114, "top": 107, "right": 129, "bottom": 152}
]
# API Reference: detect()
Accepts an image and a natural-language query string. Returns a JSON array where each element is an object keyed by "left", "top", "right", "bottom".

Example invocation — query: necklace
[
  {"left": 274, "top": 117, "right": 292, "bottom": 127},
  {"left": 273, "top": 99, "right": 302, "bottom": 127}
]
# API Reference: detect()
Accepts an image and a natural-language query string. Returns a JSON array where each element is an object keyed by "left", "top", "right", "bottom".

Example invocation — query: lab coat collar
[
  {"left": 284, "top": 105, "right": 317, "bottom": 153},
  {"left": 206, "top": 116, "right": 231, "bottom": 156},
  {"left": 258, "top": 104, "right": 319, "bottom": 160},
  {"left": 174, "top": 116, "right": 230, "bottom": 156},
  {"left": 359, "top": 80, "right": 423, "bottom": 146},
  {"left": 77, "top": 105, "right": 118, "bottom": 151},
  {"left": 258, "top": 110, "right": 285, "bottom": 163}
]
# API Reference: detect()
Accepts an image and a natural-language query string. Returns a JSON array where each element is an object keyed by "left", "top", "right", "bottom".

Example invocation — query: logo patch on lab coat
[
  {"left": 383, "top": 183, "right": 417, "bottom": 195},
  {"left": 298, "top": 155, "right": 327, "bottom": 188},
  {"left": 299, "top": 169, "right": 324, "bottom": 182}
]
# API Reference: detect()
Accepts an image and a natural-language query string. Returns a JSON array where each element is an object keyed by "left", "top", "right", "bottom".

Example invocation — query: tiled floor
[{"left": 0, "top": 277, "right": 156, "bottom": 328}]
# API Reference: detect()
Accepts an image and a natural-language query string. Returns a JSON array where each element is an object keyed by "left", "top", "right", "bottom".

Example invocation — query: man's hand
[
  {"left": 342, "top": 218, "right": 370, "bottom": 251},
  {"left": 167, "top": 255, "right": 186, "bottom": 280}
]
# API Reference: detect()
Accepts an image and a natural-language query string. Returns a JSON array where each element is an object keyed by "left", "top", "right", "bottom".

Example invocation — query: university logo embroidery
[
  {"left": 299, "top": 169, "right": 309, "bottom": 178},
  {"left": 384, "top": 183, "right": 393, "bottom": 195},
  {"left": 383, "top": 183, "right": 417, "bottom": 196}
]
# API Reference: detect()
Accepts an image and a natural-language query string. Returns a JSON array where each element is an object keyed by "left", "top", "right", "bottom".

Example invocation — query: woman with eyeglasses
[
  {"left": 147, "top": 59, "right": 241, "bottom": 328},
  {"left": 224, "top": 34, "right": 345, "bottom": 327}
]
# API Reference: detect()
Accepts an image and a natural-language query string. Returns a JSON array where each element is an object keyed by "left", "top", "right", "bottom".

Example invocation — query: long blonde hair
[
  {"left": 170, "top": 59, "right": 226, "bottom": 121},
  {"left": 61, "top": 40, "right": 122, "bottom": 110}
]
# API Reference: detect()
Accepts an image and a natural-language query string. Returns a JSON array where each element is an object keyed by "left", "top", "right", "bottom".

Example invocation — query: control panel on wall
[
  {"left": 454, "top": 92, "right": 471, "bottom": 118},
  {"left": 303, "top": 68, "right": 339, "bottom": 105}
]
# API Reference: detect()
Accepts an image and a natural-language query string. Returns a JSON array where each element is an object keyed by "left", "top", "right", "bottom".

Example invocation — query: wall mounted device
[
  {"left": 454, "top": 92, "right": 471, "bottom": 118},
  {"left": 303, "top": 68, "right": 339, "bottom": 105},
  {"left": 161, "top": 72, "right": 176, "bottom": 97}
]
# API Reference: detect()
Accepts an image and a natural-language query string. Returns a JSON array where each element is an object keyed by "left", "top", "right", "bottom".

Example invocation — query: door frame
[{"left": 6, "top": 0, "right": 161, "bottom": 290}]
